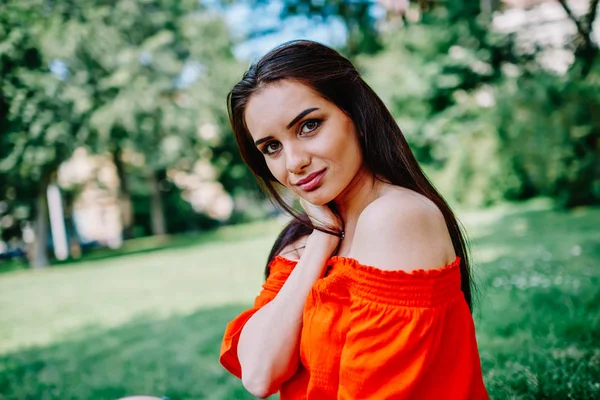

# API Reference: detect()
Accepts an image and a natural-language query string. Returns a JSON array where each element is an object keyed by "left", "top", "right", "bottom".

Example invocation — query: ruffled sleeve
[
  {"left": 219, "top": 256, "right": 297, "bottom": 378},
  {"left": 331, "top": 256, "right": 488, "bottom": 400}
]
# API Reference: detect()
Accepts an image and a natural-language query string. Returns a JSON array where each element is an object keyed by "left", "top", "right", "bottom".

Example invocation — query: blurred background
[{"left": 0, "top": 0, "right": 598, "bottom": 399}]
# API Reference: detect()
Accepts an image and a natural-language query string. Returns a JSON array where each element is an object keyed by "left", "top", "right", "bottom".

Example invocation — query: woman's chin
[{"left": 297, "top": 191, "right": 333, "bottom": 206}]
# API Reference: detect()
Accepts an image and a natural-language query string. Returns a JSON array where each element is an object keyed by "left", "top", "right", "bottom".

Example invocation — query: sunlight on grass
[{"left": 0, "top": 219, "right": 285, "bottom": 354}]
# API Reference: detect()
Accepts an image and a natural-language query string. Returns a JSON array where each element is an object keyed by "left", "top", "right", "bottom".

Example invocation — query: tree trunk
[
  {"left": 149, "top": 170, "right": 166, "bottom": 236},
  {"left": 557, "top": 0, "right": 599, "bottom": 77},
  {"left": 112, "top": 149, "right": 134, "bottom": 239},
  {"left": 30, "top": 172, "right": 51, "bottom": 268}
]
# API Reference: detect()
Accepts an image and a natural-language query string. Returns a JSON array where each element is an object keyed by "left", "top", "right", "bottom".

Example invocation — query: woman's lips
[{"left": 295, "top": 169, "right": 327, "bottom": 192}]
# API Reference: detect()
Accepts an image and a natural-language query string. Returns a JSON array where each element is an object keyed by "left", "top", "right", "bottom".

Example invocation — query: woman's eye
[
  {"left": 262, "top": 141, "right": 281, "bottom": 155},
  {"left": 300, "top": 119, "right": 321, "bottom": 134}
]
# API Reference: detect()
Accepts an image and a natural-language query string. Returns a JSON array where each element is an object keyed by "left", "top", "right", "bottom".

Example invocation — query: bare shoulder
[
  {"left": 276, "top": 235, "right": 309, "bottom": 261},
  {"left": 348, "top": 188, "right": 456, "bottom": 271}
]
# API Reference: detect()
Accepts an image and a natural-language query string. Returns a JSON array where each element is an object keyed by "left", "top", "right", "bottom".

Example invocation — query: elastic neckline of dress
[
  {"left": 328, "top": 255, "right": 461, "bottom": 278},
  {"left": 270, "top": 255, "right": 461, "bottom": 277}
]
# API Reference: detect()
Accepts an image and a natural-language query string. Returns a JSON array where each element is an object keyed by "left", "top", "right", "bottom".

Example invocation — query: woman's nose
[{"left": 286, "top": 145, "right": 310, "bottom": 174}]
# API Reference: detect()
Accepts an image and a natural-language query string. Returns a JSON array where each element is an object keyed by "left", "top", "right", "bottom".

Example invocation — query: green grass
[
  {"left": 464, "top": 200, "right": 600, "bottom": 399},
  {"left": 0, "top": 201, "right": 599, "bottom": 399}
]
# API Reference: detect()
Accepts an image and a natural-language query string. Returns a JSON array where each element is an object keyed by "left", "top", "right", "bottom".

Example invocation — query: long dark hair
[{"left": 227, "top": 40, "right": 476, "bottom": 310}]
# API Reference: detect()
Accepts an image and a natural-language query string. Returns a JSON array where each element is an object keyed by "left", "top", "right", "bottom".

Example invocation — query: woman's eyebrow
[
  {"left": 254, "top": 107, "right": 320, "bottom": 147},
  {"left": 255, "top": 136, "right": 273, "bottom": 147},
  {"left": 286, "top": 107, "right": 319, "bottom": 129}
]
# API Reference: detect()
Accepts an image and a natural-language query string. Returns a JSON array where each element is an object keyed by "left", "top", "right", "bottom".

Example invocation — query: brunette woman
[{"left": 220, "top": 40, "right": 488, "bottom": 399}]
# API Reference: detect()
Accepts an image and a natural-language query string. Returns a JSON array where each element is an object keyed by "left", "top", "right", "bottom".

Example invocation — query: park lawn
[{"left": 0, "top": 200, "right": 599, "bottom": 399}]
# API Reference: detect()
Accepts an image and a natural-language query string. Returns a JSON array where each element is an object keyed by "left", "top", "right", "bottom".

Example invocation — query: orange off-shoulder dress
[{"left": 220, "top": 255, "right": 488, "bottom": 399}]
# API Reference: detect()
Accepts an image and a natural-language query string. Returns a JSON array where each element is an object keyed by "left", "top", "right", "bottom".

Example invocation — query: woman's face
[{"left": 244, "top": 80, "right": 364, "bottom": 205}]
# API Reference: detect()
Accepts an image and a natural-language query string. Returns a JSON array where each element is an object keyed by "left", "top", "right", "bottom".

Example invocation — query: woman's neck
[{"left": 334, "top": 167, "right": 386, "bottom": 245}]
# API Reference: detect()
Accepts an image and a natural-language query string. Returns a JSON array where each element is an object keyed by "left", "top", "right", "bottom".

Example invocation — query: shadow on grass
[
  {"left": 0, "top": 304, "right": 267, "bottom": 400},
  {"left": 474, "top": 258, "right": 600, "bottom": 399}
]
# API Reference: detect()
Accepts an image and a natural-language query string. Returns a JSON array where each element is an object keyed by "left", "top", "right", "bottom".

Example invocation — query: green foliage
[
  {"left": 0, "top": 0, "right": 254, "bottom": 254},
  {"left": 495, "top": 67, "right": 600, "bottom": 207},
  {"left": 44, "top": 0, "right": 242, "bottom": 170},
  {"left": 0, "top": 1, "right": 86, "bottom": 181},
  {"left": 360, "top": 19, "right": 507, "bottom": 205},
  {"left": 360, "top": 5, "right": 599, "bottom": 207},
  {"left": 0, "top": 2, "right": 92, "bottom": 268}
]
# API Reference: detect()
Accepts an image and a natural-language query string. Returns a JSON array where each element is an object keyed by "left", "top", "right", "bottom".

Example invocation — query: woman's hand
[{"left": 299, "top": 198, "right": 343, "bottom": 257}]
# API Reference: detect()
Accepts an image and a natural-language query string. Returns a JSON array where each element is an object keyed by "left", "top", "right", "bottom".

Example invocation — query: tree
[
  {"left": 0, "top": 1, "right": 89, "bottom": 267},
  {"left": 48, "top": 0, "right": 245, "bottom": 236},
  {"left": 557, "top": 0, "right": 599, "bottom": 77},
  {"left": 360, "top": 0, "right": 599, "bottom": 207}
]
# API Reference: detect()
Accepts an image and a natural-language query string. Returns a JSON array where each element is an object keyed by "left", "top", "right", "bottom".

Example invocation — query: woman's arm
[{"left": 237, "top": 231, "right": 339, "bottom": 398}]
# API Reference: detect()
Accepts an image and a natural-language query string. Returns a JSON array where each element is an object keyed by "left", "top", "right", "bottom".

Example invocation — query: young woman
[{"left": 220, "top": 40, "right": 488, "bottom": 399}]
